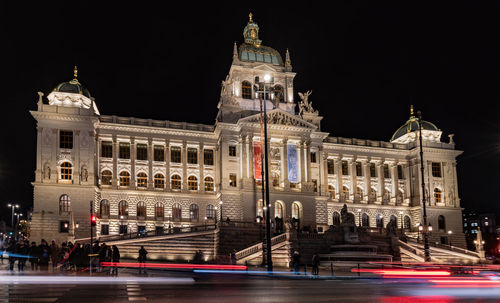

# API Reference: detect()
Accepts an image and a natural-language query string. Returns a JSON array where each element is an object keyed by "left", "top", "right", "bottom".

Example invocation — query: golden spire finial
[
  {"left": 410, "top": 104, "right": 414, "bottom": 116},
  {"left": 249, "top": 12, "right": 253, "bottom": 22},
  {"left": 73, "top": 65, "right": 78, "bottom": 80}
]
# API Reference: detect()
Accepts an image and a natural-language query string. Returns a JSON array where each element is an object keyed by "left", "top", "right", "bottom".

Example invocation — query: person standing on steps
[{"left": 138, "top": 246, "right": 148, "bottom": 274}]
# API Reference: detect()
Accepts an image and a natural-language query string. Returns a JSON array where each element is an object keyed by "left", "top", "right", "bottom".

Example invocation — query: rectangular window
[
  {"left": 204, "top": 149, "right": 214, "bottom": 165},
  {"left": 154, "top": 145, "right": 164, "bottom": 161},
  {"left": 59, "top": 221, "right": 70, "bottom": 233},
  {"left": 229, "top": 173, "right": 237, "bottom": 187},
  {"left": 229, "top": 145, "right": 236, "bottom": 157},
  {"left": 383, "top": 164, "right": 390, "bottom": 178},
  {"left": 170, "top": 146, "right": 181, "bottom": 163},
  {"left": 136, "top": 144, "right": 148, "bottom": 160},
  {"left": 119, "top": 225, "right": 128, "bottom": 234},
  {"left": 370, "top": 163, "right": 377, "bottom": 177},
  {"left": 187, "top": 148, "right": 198, "bottom": 164},
  {"left": 101, "top": 141, "right": 112, "bottom": 158},
  {"left": 310, "top": 152, "right": 317, "bottom": 163},
  {"left": 100, "top": 224, "right": 109, "bottom": 235},
  {"left": 327, "top": 159, "right": 334, "bottom": 175},
  {"left": 397, "top": 165, "right": 404, "bottom": 179},
  {"left": 119, "top": 143, "right": 130, "bottom": 159},
  {"left": 312, "top": 179, "right": 317, "bottom": 192},
  {"left": 356, "top": 162, "right": 363, "bottom": 177},
  {"left": 59, "top": 130, "right": 73, "bottom": 149},
  {"left": 341, "top": 160, "right": 349, "bottom": 175},
  {"left": 432, "top": 162, "right": 442, "bottom": 177}
]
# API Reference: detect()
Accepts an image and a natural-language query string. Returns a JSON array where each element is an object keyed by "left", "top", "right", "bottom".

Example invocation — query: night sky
[{"left": 2, "top": 2, "right": 498, "bottom": 226}]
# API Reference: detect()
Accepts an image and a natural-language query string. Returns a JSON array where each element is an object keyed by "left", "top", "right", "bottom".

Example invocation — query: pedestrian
[
  {"left": 292, "top": 250, "right": 301, "bottom": 275},
  {"left": 28, "top": 241, "right": 39, "bottom": 271},
  {"left": 111, "top": 245, "right": 120, "bottom": 276},
  {"left": 230, "top": 250, "right": 237, "bottom": 265},
  {"left": 16, "top": 239, "right": 28, "bottom": 272},
  {"left": 312, "top": 253, "right": 320, "bottom": 276},
  {"left": 38, "top": 239, "right": 51, "bottom": 271},
  {"left": 98, "top": 243, "right": 107, "bottom": 272},
  {"left": 138, "top": 246, "right": 148, "bottom": 274},
  {"left": 7, "top": 240, "right": 16, "bottom": 271},
  {"left": 50, "top": 240, "right": 59, "bottom": 269}
]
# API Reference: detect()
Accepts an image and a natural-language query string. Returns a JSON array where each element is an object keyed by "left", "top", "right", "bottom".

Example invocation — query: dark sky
[{"left": 2, "top": 2, "right": 498, "bottom": 226}]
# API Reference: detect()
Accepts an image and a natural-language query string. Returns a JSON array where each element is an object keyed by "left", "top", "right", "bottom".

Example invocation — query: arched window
[
  {"left": 332, "top": 212, "right": 341, "bottom": 226},
  {"left": 256, "top": 199, "right": 264, "bottom": 219},
  {"left": 190, "top": 204, "right": 199, "bottom": 221},
  {"left": 292, "top": 202, "right": 301, "bottom": 220},
  {"left": 119, "top": 171, "right": 130, "bottom": 187},
  {"left": 362, "top": 213, "right": 370, "bottom": 227},
  {"left": 383, "top": 189, "right": 391, "bottom": 204},
  {"left": 376, "top": 214, "right": 384, "bottom": 228},
  {"left": 369, "top": 187, "right": 377, "bottom": 203},
  {"left": 172, "top": 203, "right": 182, "bottom": 221},
  {"left": 396, "top": 190, "right": 404, "bottom": 205},
  {"left": 390, "top": 215, "right": 397, "bottom": 227},
  {"left": 60, "top": 162, "right": 72, "bottom": 181},
  {"left": 206, "top": 205, "right": 216, "bottom": 219},
  {"left": 137, "top": 201, "right": 146, "bottom": 217},
  {"left": 154, "top": 174, "right": 165, "bottom": 189},
  {"left": 341, "top": 186, "right": 349, "bottom": 202},
  {"left": 101, "top": 170, "right": 112, "bottom": 186},
  {"left": 438, "top": 215, "right": 446, "bottom": 231},
  {"left": 100, "top": 199, "right": 110, "bottom": 217},
  {"left": 274, "top": 85, "right": 284, "bottom": 103},
  {"left": 137, "top": 172, "right": 148, "bottom": 188},
  {"left": 155, "top": 202, "right": 164, "bottom": 218},
  {"left": 118, "top": 200, "right": 128, "bottom": 216},
  {"left": 272, "top": 172, "right": 280, "bottom": 187},
  {"left": 434, "top": 188, "right": 442, "bottom": 204},
  {"left": 355, "top": 187, "right": 363, "bottom": 202},
  {"left": 241, "top": 81, "right": 252, "bottom": 99},
  {"left": 188, "top": 176, "right": 198, "bottom": 191},
  {"left": 327, "top": 185, "right": 335, "bottom": 199},
  {"left": 404, "top": 215, "right": 411, "bottom": 229},
  {"left": 171, "top": 174, "right": 181, "bottom": 190},
  {"left": 204, "top": 176, "right": 214, "bottom": 191},
  {"left": 275, "top": 201, "right": 283, "bottom": 219},
  {"left": 59, "top": 194, "right": 71, "bottom": 213}
]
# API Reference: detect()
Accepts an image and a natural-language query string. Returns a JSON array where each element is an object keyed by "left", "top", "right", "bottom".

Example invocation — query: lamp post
[
  {"left": 14, "top": 213, "right": 23, "bottom": 225},
  {"left": 7, "top": 204, "right": 19, "bottom": 228},
  {"left": 254, "top": 74, "right": 274, "bottom": 272},
  {"left": 417, "top": 110, "right": 431, "bottom": 262}
]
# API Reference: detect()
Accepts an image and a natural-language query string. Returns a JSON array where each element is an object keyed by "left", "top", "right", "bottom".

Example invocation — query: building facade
[{"left": 30, "top": 15, "right": 466, "bottom": 248}]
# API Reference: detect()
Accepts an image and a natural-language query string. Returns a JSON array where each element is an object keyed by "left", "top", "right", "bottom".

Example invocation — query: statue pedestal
[{"left": 342, "top": 223, "right": 360, "bottom": 244}]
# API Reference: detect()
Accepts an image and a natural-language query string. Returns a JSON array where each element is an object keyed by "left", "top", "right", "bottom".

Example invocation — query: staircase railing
[
  {"left": 407, "top": 238, "right": 480, "bottom": 259},
  {"left": 236, "top": 233, "right": 287, "bottom": 260}
]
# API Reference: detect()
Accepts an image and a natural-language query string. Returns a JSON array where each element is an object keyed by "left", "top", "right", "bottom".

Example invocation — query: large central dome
[{"left": 390, "top": 106, "right": 441, "bottom": 143}]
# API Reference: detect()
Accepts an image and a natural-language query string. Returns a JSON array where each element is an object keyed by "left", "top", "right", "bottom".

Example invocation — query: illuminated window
[
  {"left": 396, "top": 190, "right": 404, "bottom": 205},
  {"left": 136, "top": 144, "right": 148, "bottom": 161},
  {"left": 171, "top": 174, "right": 181, "bottom": 190},
  {"left": 229, "top": 174, "right": 237, "bottom": 187},
  {"left": 119, "top": 171, "right": 130, "bottom": 187},
  {"left": 187, "top": 148, "right": 198, "bottom": 164},
  {"left": 274, "top": 84, "right": 284, "bottom": 103},
  {"left": 256, "top": 200, "right": 264, "bottom": 218},
  {"left": 341, "top": 161, "right": 349, "bottom": 175},
  {"left": 59, "top": 130, "right": 73, "bottom": 149},
  {"left": 204, "top": 149, "right": 214, "bottom": 165},
  {"left": 332, "top": 212, "right": 340, "bottom": 225},
  {"left": 59, "top": 194, "right": 71, "bottom": 213},
  {"left": 204, "top": 176, "right": 214, "bottom": 191},
  {"left": 155, "top": 203, "right": 164, "bottom": 218},
  {"left": 137, "top": 172, "right": 148, "bottom": 188},
  {"left": 190, "top": 204, "right": 199, "bottom": 221},
  {"left": 101, "top": 141, "right": 112, "bottom": 158},
  {"left": 369, "top": 187, "right": 377, "bottom": 203},
  {"left": 101, "top": 170, "right": 112, "bottom": 185},
  {"left": 272, "top": 172, "right": 280, "bottom": 187},
  {"left": 376, "top": 214, "right": 384, "bottom": 228},
  {"left": 404, "top": 216, "right": 411, "bottom": 229},
  {"left": 327, "top": 159, "right": 334, "bottom": 174},
  {"left": 170, "top": 146, "right": 181, "bottom": 163},
  {"left": 383, "top": 189, "right": 391, "bottom": 204},
  {"left": 188, "top": 175, "right": 198, "bottom": 191},
  {"left": 154, "top": 174, "right": 165, "bottom": 189},
  {"left": 100, "top": 199, "right": 110, "bottom": 217},
  {"left": 136, "top": 201, "right": 146, "bottom": 217},
  {"left": 119, "top": 143, "right": 130, "bottom": 159},
  {"left": 356, "top": 162, "right": 363, "bottom": 176},
  {"left": 362, "top": 213, "right": 370, "bottom": 227},
  {"left": 60, "top": 162, "right": 72, "bottom": 181},
  {"left": 370, "top": 163, "right": 377, "bottom": 177},
  {"left": 432, "top": 162, "right": 442, "bottom": 177},
  {"left": 383, "top": 164, "right": 390, "bottom": 178},
  {"left": 328, "top": 185, "right": 335, "bottom": 199},
  {"left": 118, "top": 200, "right": 128, "bottom": 216},
  {"left": 355, "top": 187, "right": 363, "bottom": 202},
  {"left": 172, "top": 203, "right": 182, "bottom": 221},
  {"left": 154, "top": 145, "right": 164, "bottom": 161},
  {"left": 242, "top": 81, "right": 252, "bottom": 99},
  {"left": 275, "top": 202, "right": 283, "bottom": 219},
  {"left": 312, "top": 179, "right": 318, "bottom": 192},
  {"left": 434, "top": 188, "right": 442, "bottom": 203},
  {"left": 229, "top": 146, "right": 236, "bottom": 157},
  {"left": 340, "top": 186, "right": 349, "bottom": 202},
  {"left": 206, "top": 205, "right": 216, "bottom": 219}
]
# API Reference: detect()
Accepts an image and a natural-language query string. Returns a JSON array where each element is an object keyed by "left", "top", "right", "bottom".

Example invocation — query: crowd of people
[{"left": 0, "top": 238, "right": 121, "bottom": 275}]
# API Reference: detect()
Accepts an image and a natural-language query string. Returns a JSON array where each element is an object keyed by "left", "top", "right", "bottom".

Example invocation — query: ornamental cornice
[
  {"left": 323, "top": 143, "right": 411, "bottom": 156},
  {"left": 98, "top": 123, "right": 216, "bottom": 139},
  {"left": 30, "top": 110, "right": 98, "bottom": 123}
]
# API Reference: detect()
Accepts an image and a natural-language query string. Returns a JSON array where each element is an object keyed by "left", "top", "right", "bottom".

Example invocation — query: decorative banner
[
  {"left": 253, "top": 142, "right": 262, "bottom": 180},
  {"left": 287, "top": 144, "right": 298, "bottom": 183}
]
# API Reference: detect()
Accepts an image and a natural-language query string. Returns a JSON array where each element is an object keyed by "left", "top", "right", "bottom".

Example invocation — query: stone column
[
  {"left": 321, "top": 149, "right": 328, "bottom": 196},
  {"left": 36, "top": 127, "right": 43, "bottom": 182},
  {"left": 241, "top": 135, "right": 247, "bottom": 179},
  {"left": 452, "top": 162, "right": 459, "bottom": 207},
  {"left": 377, "top": 161, "right": 383, "bottom": 202},
  {"left": 362, "top": 160, "right": 370, "bottom": 202},
  {"left": 298, "top": 141, "right": 305, "bottom": 185},
  {"left": 282, "top": 138, "right": 289, "bottom": 190},
  {"left": 148, "top": 138, "right": 153, "bottom": 189},
  {"left": 334, "top": 156, "right": 341, "bottom": 199},
  {"left": 199, "top": 142, "right": 204, "bottom": 192},
  {"left": 165, "top": 139, "right": 170, "bottom": 191},
  {"left": 248, "top": 137, "right": 254, "bottom": 181},
  {"left": 391, "top": 163, "right": 398, "bottom": 204},
  {"left": 349, "top": 159, "right": 356, "bottom": 200},
  {"left": 404, "top": 163, "right": 411, "bottom": 204},
  {"left": 130, "top": 137, "right": 136, "bottom": 189},
  {"left": 112, "top": 135, "right": 118, "bottom": 188},
  {"left": 74, "top": 130, "right": 80, "bottom": 184},
  {"left": 306, "top": 142, "right": 312, "bottom": 183},
  {"left": 182, "top": 141, "right": 187, "bottom": 192}
]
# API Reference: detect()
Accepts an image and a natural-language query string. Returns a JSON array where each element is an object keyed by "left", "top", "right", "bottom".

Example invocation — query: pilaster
[{"left": 199, "top": 142, "right": 205, "bottom": 191}]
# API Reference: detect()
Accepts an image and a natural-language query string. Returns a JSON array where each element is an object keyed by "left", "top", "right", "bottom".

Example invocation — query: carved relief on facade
[{"left": 81, "top": 165, "right": 88, "bottom": 182}]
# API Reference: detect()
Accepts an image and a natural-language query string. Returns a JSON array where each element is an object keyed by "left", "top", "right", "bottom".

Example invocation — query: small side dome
[
  {"left": 390, "top": 106, "right": 442, "bottom": 143},
  {"left": 54, "top": 80, "right": 91, "bottom": 98}
]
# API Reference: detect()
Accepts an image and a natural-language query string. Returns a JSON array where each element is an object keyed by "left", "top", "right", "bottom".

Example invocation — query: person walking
[
  {"left": 28, "top": 242, "right": 39, "bottom": 271},
  {"left": 16, "top": 240, "right": 28, "bottom": 272},
  {"left": 312, "top": 253, "right": 320, "bottom": 276},
  {"left": 50, "top": 240, "right": 59, "bottom": 270},
  {"left": 7, "top": 240, "right": 16, "bottom": 272},
  {"left": 111, "top": 245, "right": 120, "bottom": 276},
  {"left": 292, "top": 250, "right": 301, "bottom": 275},
  {"left": 38, "top": 239, "right": 51, "bottom": 271},
  {"left": 138, "top": 246, "right": 148, "bottom": 274}
]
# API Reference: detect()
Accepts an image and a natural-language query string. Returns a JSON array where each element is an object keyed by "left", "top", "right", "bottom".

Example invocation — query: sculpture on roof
[{"left": 298, "top": 90, "right": 317, "bottom": 116}]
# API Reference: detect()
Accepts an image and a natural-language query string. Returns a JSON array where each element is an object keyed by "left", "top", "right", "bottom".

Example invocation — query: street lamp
[
  {"left": 254, "top": 73, "right": 274, "bottom": 272},
  {"left": 214, "top": 206, "right": 218, "bottom": 225},
  {"left": 448, "top": 230, "right": 453, "bottom": 247},
  {"left": 357, "top": 209, "right": 362, "bottom": 227},
  {"left": 7, "top": 204, "right": 20, "bottom": 227},
  {"left": 417, "top": 110, "right": 431, "bottom": 262},
  {"left": 14, "top": 213, "right": 23, "bottom": 224}
]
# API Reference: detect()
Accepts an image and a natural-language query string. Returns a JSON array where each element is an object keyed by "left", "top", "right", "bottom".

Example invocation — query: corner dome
[
  {"left": 390, "top": 106, "right": 442, "bottom": 143},
  {"left": 54, "top": 79, "right": 91, "bottom": 98}
]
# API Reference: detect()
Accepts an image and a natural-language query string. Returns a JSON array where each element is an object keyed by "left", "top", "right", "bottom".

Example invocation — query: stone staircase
[
  {"left": 235, "top": 233, "right": 292, "bottom": 267},
  {"left": 399, "top": 239, "right": 482, "bottom": 264},
  {"left": 320, "top": 244, "right": 393, "bottom": 262}
]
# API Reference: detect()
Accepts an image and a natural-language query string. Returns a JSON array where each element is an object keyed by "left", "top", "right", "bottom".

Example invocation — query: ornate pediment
[{"left": 238, "top": 109, "right": 317, "bottom": 129}]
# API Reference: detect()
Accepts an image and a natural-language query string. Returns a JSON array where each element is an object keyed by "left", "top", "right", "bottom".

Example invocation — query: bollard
[
  {"left": 357, "top": 263, "right": 360, "bottom": 277},
  {"left": 330, "top": 262, "right": 334, "bottom": 276}
]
